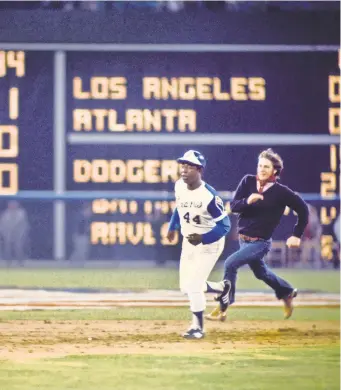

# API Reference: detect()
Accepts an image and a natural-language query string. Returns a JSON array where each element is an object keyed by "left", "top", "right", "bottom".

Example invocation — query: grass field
[
  {"left": 0, "top": 345, "right": 339, "bottom": 390},
  {"left": 0, "top": 267, "right": 339, "bottom": 292},
  {"left": 0, "top": 268, "right": 339, "bottom": 390}
]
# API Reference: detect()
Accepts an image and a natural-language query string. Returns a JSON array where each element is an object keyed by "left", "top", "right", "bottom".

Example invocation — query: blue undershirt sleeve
[
  {"left": 202, "top": 216, "right": 231, "bottom": 245},
  {"left": 168, "top": 208, "right": 180, "bottom": 231}
]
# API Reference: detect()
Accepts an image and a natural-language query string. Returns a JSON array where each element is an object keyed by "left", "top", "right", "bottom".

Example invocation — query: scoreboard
[
  {"left": 0, "top": 48, "right": 339, "bottom": 261},
  {"left": 67, "top": 51, "right": 340, "bottom": 136}
]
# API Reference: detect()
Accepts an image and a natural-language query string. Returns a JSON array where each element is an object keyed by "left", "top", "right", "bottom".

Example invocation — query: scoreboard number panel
[
  {"left": 0, "top": 51, "right": 54, "bottom": 194},
  {"left": 0, "top": 49, "right": 339, "bottom": 261}
]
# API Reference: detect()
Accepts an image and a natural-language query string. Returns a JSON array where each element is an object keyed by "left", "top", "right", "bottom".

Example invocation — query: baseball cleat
[
  {"left": 183, "top": 328, "right": 205, "bottom": 339},
  {"left": 283, "top": 288, "right": 298, "bottom": 319},
  {"left": 205, "top": 306, "right": 227, "bottom": 322}
]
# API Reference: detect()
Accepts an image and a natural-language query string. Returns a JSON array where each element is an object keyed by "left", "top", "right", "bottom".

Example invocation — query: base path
[{"left": 0, "top": 288, "right": 339, "bottom": 310}]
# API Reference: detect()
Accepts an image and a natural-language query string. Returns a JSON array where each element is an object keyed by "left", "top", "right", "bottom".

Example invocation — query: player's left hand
[
  {"left": 286, "top": 236, "right": 301, "bottom": 248},
  {"left": 167, "top": 230, "right": 176, "bottom": 242},
  {"left": 187, "top": 233, "right": 203, "bottom": 246}
]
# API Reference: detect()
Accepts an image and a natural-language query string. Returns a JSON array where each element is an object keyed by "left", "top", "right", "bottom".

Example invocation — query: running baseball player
[{"left": 167, "top": 150, "right": 231, "bottom": 339}]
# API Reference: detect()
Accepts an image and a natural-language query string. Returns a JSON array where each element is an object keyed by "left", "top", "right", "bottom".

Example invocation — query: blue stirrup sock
[{"left": 193, "top": 311, "right": 204, "bottom": 330}]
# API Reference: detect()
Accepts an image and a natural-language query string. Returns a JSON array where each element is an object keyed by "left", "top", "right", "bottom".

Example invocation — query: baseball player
[
  {"left": 206, "top": 148, "right": 309, "bottom": 322},
  {"left": 167, "top": 150, "right": 231, "bottom": 339}
]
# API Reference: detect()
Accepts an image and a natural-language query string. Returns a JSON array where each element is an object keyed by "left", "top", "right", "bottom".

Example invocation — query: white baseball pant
[{"left": 179, "top": 237, "right": 225, "bottom": 312}]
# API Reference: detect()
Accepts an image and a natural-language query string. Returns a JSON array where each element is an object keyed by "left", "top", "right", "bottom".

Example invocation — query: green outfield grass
[
  {"left": 0, "top": 307, "right": 339, "bottom": 322},
  {"left": 0, "top": 346, "right": 339, "bottom": 390},
  {"left": 0, "top": 268, "right": 339, "bottom": 293}
]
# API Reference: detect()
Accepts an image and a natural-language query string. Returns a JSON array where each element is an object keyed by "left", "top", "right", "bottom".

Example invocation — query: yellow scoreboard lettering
[
  {"left": 73, "top": 108, "right": 196, "bottom": 133},
  {"left": 91, "top": 221, "right": 179, "bottom": 246},
  {"left": 0, "top": 164, "right": 18, "bottom": 195},
  {"left": 91, "top": 222, "right": 156, "bottom": 245},
  {"left": 328, "top": 74, "right": 341, "bottom": 135},
  {"left": 72, "top": 74, "right": 265, "bottom": 134},
  {"left": 0, "top": 51, "right": 23, "bottom": 195},
  {"left": 92, "top": 199, "right": 139, "bottom": 215},
  {"left": 0, "top": 125, "right": 18, "bottom": 158},
  {"left": 321, "top": 235, "right": 334, "bottom": 261},
  {"left": 328, "top": 75, "right": 340, "bottom": 103},
  {"left": 0, "top": 51, "right": 25, "bottom": 78},
  {"left": 142, "top": 76, "right": 265, "bottom": 101},
  {"left": 320, "top": 145, "right": 340, "bottom": 201},
  {"left": 320, "top": 206, "right": 337, "bottom": 225},
  {"left": 73, "top": 159, "right": 179, "bottom": 184},
  {"left": 320, "top": 172, "right": 337, "bottom": 198},
  {"left": 329, "top": 107, "right": 340, "bottom": 134},
  {"left": 9, "top": 87, "right": 19, "bottom": 120},
  {"left": 73, "top": 76, "right": 127, "bottom": 100}
]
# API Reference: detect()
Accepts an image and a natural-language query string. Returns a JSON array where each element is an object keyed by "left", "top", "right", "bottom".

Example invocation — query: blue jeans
[{"left": 224, "top": 238, "right": 294, "bottom": 305}]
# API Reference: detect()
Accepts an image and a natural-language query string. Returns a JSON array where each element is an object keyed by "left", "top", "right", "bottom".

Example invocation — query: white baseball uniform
[{"left": 174, "top": 179, "right": 227, "bottom": 312}]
